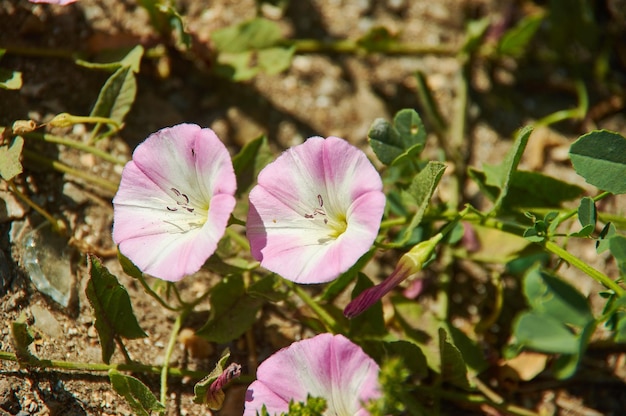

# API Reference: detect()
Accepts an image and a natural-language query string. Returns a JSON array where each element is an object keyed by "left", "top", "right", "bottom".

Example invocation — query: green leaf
[
  {"left": 232, "top": 135, "right": 273, "bottom": 195},
  {"left": 596, "top": 222, "right": 616, "bottom": 253},
  {"left": 609, "top": 235, "right": 626, "bottom": 275},
  {"left": 348, "top": 273, "right": 386, "bottom": 338},
  {"left": 462, "top": 17, "right": 490, "bottom": 55},
  {"left": 513, "top": 312, "right": 580, "bottom": 354},
  {"left": 0, "top": 136, "right": 24, "bottom": 181},
  {"left": 196, "top": 276, "right": 262, "bottom": 343},
  {"left": 523, "top": 267, "right": 593, "bottom": 327},
  {"left": 504, "top": 171, "right": 584, "bottom": 208},
  {"left": 86, "top": 255, "right": 147, "bottom": 363},
  {"left": 215, "top": 46, "right": 295, "bottom": 81},
  {"left": 193, "top": 348, "right": 231, "bottom": 407},
  {"left": 497, "top": 13, "right": 545, "bottom": 57},
  {"left": 357, "top": 26, "right": 397, "bottom": 52},
  {"left": 75, "top": 45, "right": 144, "bottom": 73},
  {"left": 11, "top": 312, "right": 38, "bottom": 365},
  {"left": 90, "top": 66, "right": 137, "bottom": 129},
  {"left": 212, "top": 18, "right": 282, "bottom": 53},
  {"left": 395, "top": 161, "right": 446, "bottom": 245},
  {"left": 368, "top": 109, "right": 427, "bottom": 166},
  {"left": 248, "top": 274, "right": 287, "bottom": 302},
  {"left": 116, "top": 250, "right": 143, "bottom": 279},
  {"left": 483, "top": 126, "right": 533, "bottom": 212},
  {"left": 439, "top": 328, "right": 471, "bottom": 390},
  {"left": 570, "top": 130, "right": 626, "bottom": 194},
  {"left": 570, "top": 197, "right": 596, "bottom": 237},
  {"left": 109, "top": 370, "right": 164, "bottom": 415},
  {"left": 137, "top": 0, "right": 190, "bottom": 48}
]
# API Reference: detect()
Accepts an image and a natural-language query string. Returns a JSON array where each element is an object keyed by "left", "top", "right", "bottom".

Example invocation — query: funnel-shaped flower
[
  {"left": 344, "top": 233, "right": 443, "bottom": 318},
  {"left": 113, "top": 123, "right": 236, "bottom": 282},
  {"left": 247, "top": 136, "right": 385, "bottom": 284},
  {"left": 244, "top": 333, "right": 380, "bottom": 415}
]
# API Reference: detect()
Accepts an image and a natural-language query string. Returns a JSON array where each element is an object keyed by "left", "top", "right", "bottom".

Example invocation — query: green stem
[
  {"left": 22, "top": 149, "right": 119, "bottom": 193},
  {"left": 136, "top": 273, "right": 180, "bottom": 312},
  {"left": 545, "top": 241, "right": 624, "bottom": 295},
  {"left": 284, "top": 281, "right": 342, "bottom": 333},
  {"left": 0, "top": 350, "right": 205, "bottom": 378},
  {"left": 226, "top": 227, "right": 251, "bottom": 252},
  {"left": 24, "top": 132, "right": 127, "bottom": 166},
  {"left": 7, "top": 180, "right": 66, "bottom": 235},
  {"left": 288, "top": 39, "right": 457, "bottom": 56},
  {"left": 160, "top": 310, "right": 188, "bottom": 409}
]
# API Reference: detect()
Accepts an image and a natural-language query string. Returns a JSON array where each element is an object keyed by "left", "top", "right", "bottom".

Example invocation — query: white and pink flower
[
  {"left": 244, "top": 333, "right": 381, "bottom": 415},
  {"left": 112, "top": 123, "right": 236, "bottom": 282},
  {"left": 247, "top": 136, "right": 385, "bottom": 284}
]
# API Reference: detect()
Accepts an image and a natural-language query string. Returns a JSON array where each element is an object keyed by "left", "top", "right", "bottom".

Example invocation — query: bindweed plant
[{"left": 2, "top": 1, "right": 626, "bottom": 415}]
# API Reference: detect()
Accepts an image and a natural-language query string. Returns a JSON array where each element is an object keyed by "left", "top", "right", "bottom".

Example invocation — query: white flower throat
[{"left": 304, "top": 194, "right": 348, "bottom": 241}]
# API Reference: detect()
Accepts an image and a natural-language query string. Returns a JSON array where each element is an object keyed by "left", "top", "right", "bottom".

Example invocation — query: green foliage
[
  {"left": 395, "top": 161, "right": 446, "bottom": 245},
  {"left": 357, "top": 27, "right": 397, "bottom": 52},
  {"left": 570, "top": 197, "right": 596, "bottom": 237},
  {"left": 90, "top": 66, "right": 137, "bottom": 133},
  {"left": 366, "top": 357, "right": 424, "bottom": 416},
  {"left": 193, "top": 349, "right": 234, "bottom": 409},
  {"left": 232, "top": 135, "right": 273, "bottom": 196},
  {"left": 196, "top": 276, "right": 262, "bottom": 343},
  {"left": 439, "top": 328, "right": 471, "bottom": 389},
  {"left": 368, "top": 109, "right": 427, "bottom": 166},
  {"left": 109, "top": 370, "right": 165, "bottom": 415},
  {"left": 468, "top": 126, "right": 532, "bottom": 213},
  {"left": 10, "top": 313, "right": 38, "bottom": 365},
  {"left": 0, "top": 136, "right": 24, "bottom": 181},
  {"left": 511, "top": 266, "right": 595, "bottom": 378},
  {"left": 523, "top": 211, "right": 558, "bottom": 243},
  {"left": 570, "top": 130, "right": 626, "bottom": 194},
  {"left": 85, "top": 255, "right": 147, "bottom": 364},
  {"left": 497, "top": 12, "right": 545, "bottom": 57},
  {"left": 137, "top": 0, "right": 190, "bottom": 47},
  {"left": 75, "top": 45, "right": 144, "bottom": 73},
  {"left": 211, "top": 18, "right": 295, "bottom": 81}
]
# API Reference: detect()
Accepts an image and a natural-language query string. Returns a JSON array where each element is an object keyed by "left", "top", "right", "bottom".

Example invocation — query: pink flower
[
  {"left": 113, "top": 124, "right": 236, "bottom": 282},
  {"left": 29, "top": 0, "right": 78, "bottom": 5},
  {"left": 244, "top": 333, "right": 380, "bottom": 415},
  {"left": 246, "top": 136, "right": 385, "bottom": 284},
  {"left": 344, "top": 233, "right": 443, "bottom": 318}
]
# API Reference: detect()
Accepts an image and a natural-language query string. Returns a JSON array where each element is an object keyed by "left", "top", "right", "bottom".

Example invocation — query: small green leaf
[
  {"left": 483, "top": 126, "right": 533, "bottom": 212},
  {"left": 504, "top": 171, "right": 584, "bottom": 208},
  {"left": 86, "top": 255, "right": 147, "bottom": 363},
  {"left": 90, "top": 66, "right": 137, "bottom": 129},
  {"left": 11, "top": 312, "right": 38, "bottom": 365},
  {"left": 196, "top": 276, "right": 262, "bottom": 343},
  {"left": 609, "top": 235, "right": 626, "bottom": 275},
  {"left": 212, "top": 18, "right": 282, "bottom": 53},
  {"left": 349, "top": 273, "right": 386, "bottom": 338},
  {"left": 109, "top": 370, "right": 165, "bottom": 416},
  {"left": 462, "top": 17, "right": 490, "bottom": 55},
  {"left": 596, "top": 222, "right": 616, "bottom": 253},
  {"left": 232, "top": 135, "right": 273, "bottom": 195},
  {"left": 368, "top": 109, "right": 427, "bottom": 166},
  {"left": 75, "top": 45, "right": 144, "bottom": 73},
  {"left": 117, "top": 250, "right": 143, "bottom": 279},
  {"left": 357, "top": 26, "right": 397, "bottom": 52},
  {"left": 570, "top": 197, "right": 596, "bottom": 237},
  {"left": 215, "top": 46, "right": 295, "bottom": 81},
  {"left": 497, "top": 13, "right": 545, "bottom": 57},
  {"left": 248, "top": 274, "right": 287, "bottom": 302},
  {"left": 570, "top": 130, "right": 626, "bottom": 194},
  {"left": 0, "top": 136, "right": 24, "bottom": 181},
  {"left": 513, "top": 312, "right": 580, "bottom": 354},
  {"left": 396, "top": 161, "right": 446, "bottom": 245},
  {"left": 439, "top": 328, "right": 471, "bottom": 390}
]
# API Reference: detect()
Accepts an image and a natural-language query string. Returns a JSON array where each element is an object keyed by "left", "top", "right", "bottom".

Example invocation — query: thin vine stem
[
  {"left": 24, "top": 132, "right": 127, "bottom": 166},
  {"left": 284, "top": 280, "right": 343, "bottom": 334},
  {"left": 22, "top": 149, "right": 119, "bottom": 193},
  {"left": 7, "top": 180, "right": 66, "bottom": 235},
  {"left": 160, "top": 310, "right": 188, "bottom": 408}
]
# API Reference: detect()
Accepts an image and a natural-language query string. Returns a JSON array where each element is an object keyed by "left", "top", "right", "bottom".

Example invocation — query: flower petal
[
  {"left": 244, "top": 334, "right": 380, "bottom": 415},
  {"left": 247, "top": 136, "right": 384, "bottom": 283},
  {"left": 113, "top": 123, "right": 236, "bottom": 281}
]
